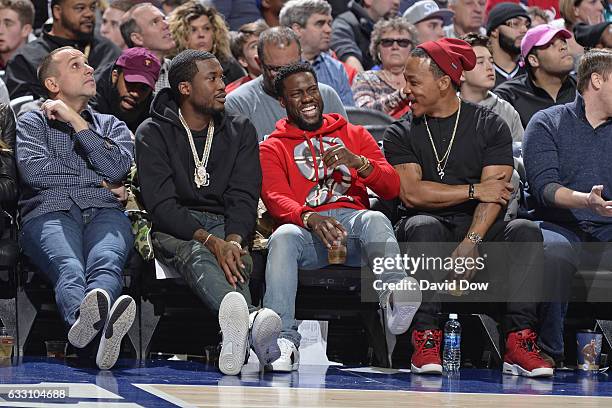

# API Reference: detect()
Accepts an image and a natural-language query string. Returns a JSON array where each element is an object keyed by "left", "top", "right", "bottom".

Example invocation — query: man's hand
[
  {"left": 102, "top": 180, "right": 128, "bottom": 204},
  {"left": 306, "top": 213, "right": 347, "bottom": 249},
  {"left": 41, "top": 99, "right": 88, "bottom": 132},
  {"left": 322, "top": 144, "right": 362, "bottom": 170},
  {"left": 450, "top": 239, "right": 480, "bottom": 282},
  {"left": 474, "top": 173, "right": 514, "bottom": 205},
  {"left": 586, "top": 185, "right": 612, "bottom": 217},
  {"left": 208, "top": 236, "right": 248, "bottom": 288}
]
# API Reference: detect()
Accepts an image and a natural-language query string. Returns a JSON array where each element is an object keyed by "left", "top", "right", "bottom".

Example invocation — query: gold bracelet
[
  {"left": 357, "top": 155, "right": 370, "bottom": 173},
  {"left": 302, "top": 211, "right": 314, "bottom": 229},
  {"left": 203, "top": 233, "right": 213, "bottom": 246}
]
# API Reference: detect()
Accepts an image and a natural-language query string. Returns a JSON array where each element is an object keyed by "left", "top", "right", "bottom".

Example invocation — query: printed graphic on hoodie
[{"left": 294, "top": 135, "right": 355, "bottom": 207}]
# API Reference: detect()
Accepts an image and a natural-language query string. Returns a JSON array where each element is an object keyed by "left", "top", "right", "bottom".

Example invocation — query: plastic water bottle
[{"left": 443, "top": 313, "right": 461, "bottom": 372}]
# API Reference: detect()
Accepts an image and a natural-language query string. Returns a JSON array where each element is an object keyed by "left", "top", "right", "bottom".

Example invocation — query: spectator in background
[
  {"left": 279, "top": 0, "right": 354, "bottom": 105},
  {"left": 0, "top": 103, "right": 17, "bottom": 235},
  {"left": 0, "top": 0, "right": 33, "bottom": 70},
  {"left": 120, "top": 3, "right": 175, "bottom": 92},
  {"left": 352, "top": 18, "right": 415, "bottom": 119},
  {"left": 331, "top": 0, "right": 400, "bottom": 73},
  {"left": 17, "top": 47, "right": 135, "bottom": 370},
  {"left": 558, "top": 0, "right": 605, "bottom": 64},
  {"left": 258, "top": 0, "right": 286, "bottom": 27},
  {"left": 487, "top": 3, "right": 531, "bottom": 88},
  {"left": 403, "top": 0, "right": 454, "bottom": 44},
  {"left": 90, "top": 47, "right": 160, "bottom": 132},
  {"left": 574, "top": 21, "right": 612, "bottom": 49},
  {"left": 495, "top": 25, "right": 576, "bottom": 128},
  {"left": 100, "top": 0, "right": 136, "bottom": 50},
  {"left": 444, "top": 0, "right": 486, "bottom": 38},
  {"left": 5, "top": 0, "right": 121, "bottom": 99},
  {"left": 225, "top": 27, "right": 346, "bottom": 141},
  {"left": 523, "top": 48, "right": 612, "bottom": 368},
  {"left": 169, "top": 1, "right": 245, "bottom": 85},
  {"left": 212, "top": 0, "right": 262, "bottom": 31},
  {"left": 227, "top": 19, "right": 268, "bottom": 94},
  {"left": 460, "top": 33, "right": 523, "bottom": 141},
  {"left": 160, "top": 0, "right": 186, "bottom": 15},
  {"left": 527, "top": 6, "right": 553, "bottom": 26},
  {"left": 606, "top": 0, "right": 611, "bottom": 22}
]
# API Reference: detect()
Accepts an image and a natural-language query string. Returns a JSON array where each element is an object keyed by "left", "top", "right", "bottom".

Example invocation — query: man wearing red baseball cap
[
  {"left": 494, "top": 24, "right": 576, "bottom": 128},
  {"left": 384, "top": 37, "right": 552, "bottom": 377},
  {"left": 91, "top": 47, "right": 161, "bottom": 132}
]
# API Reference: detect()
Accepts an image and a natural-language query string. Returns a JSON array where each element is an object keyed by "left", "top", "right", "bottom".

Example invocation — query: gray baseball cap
[{"left": 403, "top": 0, "right": 454, "bottom": 25}]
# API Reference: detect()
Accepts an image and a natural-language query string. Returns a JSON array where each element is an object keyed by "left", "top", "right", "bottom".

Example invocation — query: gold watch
[{"left": 302, "top": 211, "right": 314, "bottom": 229}]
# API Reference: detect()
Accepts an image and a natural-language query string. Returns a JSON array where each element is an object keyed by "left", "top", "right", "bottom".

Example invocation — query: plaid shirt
[{"left": 16, "top": 106, "right": 134, "bottom": 224}]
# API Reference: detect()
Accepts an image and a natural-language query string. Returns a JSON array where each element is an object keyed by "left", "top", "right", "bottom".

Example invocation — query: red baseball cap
[
  {"left": 520, "top": 24, "right": 572, "bottom": 62},
  {"left": 417, "top": 38, "right": 477, "bottom": 86},
  {"left": 115, "top": 47, "right": 161, "bottom": 89}
]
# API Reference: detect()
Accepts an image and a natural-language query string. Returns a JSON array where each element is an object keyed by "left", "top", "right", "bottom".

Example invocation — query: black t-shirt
[{"left": 383, "top": 100, "right": 514, "bottom": 218}]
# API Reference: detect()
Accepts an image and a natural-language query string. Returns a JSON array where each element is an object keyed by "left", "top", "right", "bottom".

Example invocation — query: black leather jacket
[{"left": 0, "top": 103, "right": 18, "bottom": 207}]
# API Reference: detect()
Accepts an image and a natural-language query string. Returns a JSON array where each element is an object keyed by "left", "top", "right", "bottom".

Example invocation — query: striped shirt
[{"left": 16, "top": 106, "right": 134, "bottom": 224}]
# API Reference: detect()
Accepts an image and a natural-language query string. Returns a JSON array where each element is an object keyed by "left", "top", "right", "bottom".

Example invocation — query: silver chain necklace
[
  {"left": 423, "top": 98, "right": 461, "bottom": 179},
  {"left": 178, "top": 109, "right": 214, "bottom": 188}
]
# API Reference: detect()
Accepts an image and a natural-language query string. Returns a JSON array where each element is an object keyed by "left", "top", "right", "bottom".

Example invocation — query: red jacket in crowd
[{"left": 260, "top": 113, "right": 400, "bottom": 228}]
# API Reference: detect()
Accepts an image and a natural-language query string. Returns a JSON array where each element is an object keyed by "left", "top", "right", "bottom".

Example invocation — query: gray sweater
[{"left": 479, "top": 91, "right": 524, "bottom": 142}]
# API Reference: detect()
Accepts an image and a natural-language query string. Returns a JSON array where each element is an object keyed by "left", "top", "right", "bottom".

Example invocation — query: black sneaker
[{"left": 96, "top": 295, "right": 136, "bottom": 370}]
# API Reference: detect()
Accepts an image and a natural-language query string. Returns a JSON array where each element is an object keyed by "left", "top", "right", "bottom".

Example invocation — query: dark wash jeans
[
  {"left": 395, "top": 213, "right": 544, "bottom": 336},
  {"left": 537, "top": 220, "right": 612, "bottom": 363},
  {"left": 20, "top": 205, "right": 134, "bottom": 327},
  {"left": 152, "top": 211, "right": 255, "bottom": 314}
]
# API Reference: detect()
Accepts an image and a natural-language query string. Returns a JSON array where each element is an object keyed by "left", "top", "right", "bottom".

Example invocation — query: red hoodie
[{"left": 260, "top": 113, "right": 400, "bottom": 228}]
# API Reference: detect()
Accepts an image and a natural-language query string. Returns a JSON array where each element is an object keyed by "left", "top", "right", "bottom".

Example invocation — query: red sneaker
[
  {"left": 503, "top": 329, "right": 554, "bottom": 377},
  {"left": 411, "top": 329, "right": 443, "bottom": 374}
]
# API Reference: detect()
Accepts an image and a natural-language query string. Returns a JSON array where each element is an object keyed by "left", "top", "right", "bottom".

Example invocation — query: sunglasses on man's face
[{"left": 379, "top": 38, "right": 413, "bottom": 48}]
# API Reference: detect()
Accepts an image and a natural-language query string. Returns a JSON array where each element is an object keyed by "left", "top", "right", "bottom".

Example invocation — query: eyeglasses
[
  {"left": 379, "top": 38, "right": 413, "bottom": 48},
  {"left": 504, "top": 18, "right": 531, "bottom": 30}
]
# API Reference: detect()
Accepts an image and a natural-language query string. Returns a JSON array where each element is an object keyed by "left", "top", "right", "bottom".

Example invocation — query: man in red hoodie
[{"left": 260, "top": 62, "right": 421, "bottom": 372}]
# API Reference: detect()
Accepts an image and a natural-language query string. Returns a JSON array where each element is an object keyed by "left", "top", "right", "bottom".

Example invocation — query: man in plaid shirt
[{"left": 16, "top": 46, "right": 136, "bottom": 370}]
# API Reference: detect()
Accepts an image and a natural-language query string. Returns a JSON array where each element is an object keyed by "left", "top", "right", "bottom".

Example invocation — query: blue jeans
[
  {"left": 20, "top": 205, "right": 134, "bottom": 327},
  {"left": 263, "top": 208, "right": 408, "bottom": 348},
  {"left": 537, "top": 220, "right": 612, "bottom": 362}
]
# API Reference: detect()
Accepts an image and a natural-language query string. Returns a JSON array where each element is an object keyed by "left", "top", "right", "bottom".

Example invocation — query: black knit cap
[
  {"left": 574, "top": 22, "right": 611, "bottom": 48},
  {"left": 486, "top": 2, "right": 530, "bottom": 34}
]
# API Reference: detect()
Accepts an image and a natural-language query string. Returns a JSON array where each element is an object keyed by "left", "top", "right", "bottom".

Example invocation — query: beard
[
  {"left": 499, "top": 30, "right": 521, "bottom": 56},
  {"left": 61, "top": 17, "right": 94, "bottom": 41},
  {"left": 293, "top": 114, "right": 324, "bottom": 132}
]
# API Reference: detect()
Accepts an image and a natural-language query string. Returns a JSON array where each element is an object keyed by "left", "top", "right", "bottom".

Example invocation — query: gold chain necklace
[
  {"left": 423, "top": 98, "right": 461, "bottom": 180},
  {"left": 178, "top": 109, "right": 215, "bottom": 188}
]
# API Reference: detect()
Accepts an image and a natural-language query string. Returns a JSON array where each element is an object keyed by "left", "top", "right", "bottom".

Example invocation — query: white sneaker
[
  {"left": 218, "top": 292, "right": 250, "bottom": 376},
  {"left": 249, "top": 309, "right": 281, "bottom": 367},
  {"left": 96, "top": 295, "right": 136, "bottom": 370},
  {"left": 267, "top": 338, "right": 299, "bottom": 372},
  {"left": 385, "top": 276, "right": 421, "bottom": 335},
  {"left": 68, "top": 289, "right": 110, "bottom": 349}
]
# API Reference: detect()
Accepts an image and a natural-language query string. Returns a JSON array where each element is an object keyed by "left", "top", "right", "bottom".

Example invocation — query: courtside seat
[{"left": 346, "top": 107, "right": 395, "bottom": 127}]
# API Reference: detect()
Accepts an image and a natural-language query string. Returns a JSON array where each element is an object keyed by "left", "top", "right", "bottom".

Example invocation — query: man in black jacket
[
  {"left": 331, "top": 0, "right": 399, "bottom": 72},
  {"left": 135, "top": 50, "right": 281, "bottom": 376},
  {"left": 5, "top": 0, "right": 121, "bottom": 99},
  {"left": 91, "top": 47, "right": 160, "bottom": 133}
]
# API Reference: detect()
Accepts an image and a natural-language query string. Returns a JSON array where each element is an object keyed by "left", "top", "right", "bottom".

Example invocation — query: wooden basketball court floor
[{"left": 0, "top": 357, "right": 610, "bottom": 407}]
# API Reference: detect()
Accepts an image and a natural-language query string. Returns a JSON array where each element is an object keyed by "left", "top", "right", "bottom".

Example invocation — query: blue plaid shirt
[
  {"left": 16, "top": 106, "right": 134, "bottom": 224},
  {"left": 311, "top": 53, "right": 355, "bottom": 106}
]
